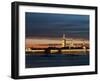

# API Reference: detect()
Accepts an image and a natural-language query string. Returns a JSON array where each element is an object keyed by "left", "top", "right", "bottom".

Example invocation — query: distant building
[
  {"left": 69, "top": 39, "right": 74, "bottom": 48},
  {"left": 62, "top": 34, "right": 66, "bottom": 47}
]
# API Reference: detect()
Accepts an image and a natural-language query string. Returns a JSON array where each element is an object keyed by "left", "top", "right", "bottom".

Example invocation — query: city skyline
[
  {"left": 25, "top": 34, "right": 89, "bottom": 48},
  {"left": 25, "top": 12, "right": 90, "bottom": 68}
]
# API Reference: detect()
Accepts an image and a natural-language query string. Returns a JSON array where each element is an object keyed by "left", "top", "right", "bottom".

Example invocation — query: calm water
[{"left": 25, "top": 52, "right": 89, "bottom": 68}]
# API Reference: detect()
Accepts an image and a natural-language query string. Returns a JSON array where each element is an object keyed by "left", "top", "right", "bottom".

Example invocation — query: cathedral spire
[
  {"left": 62, "top": 34, "right": 66, "bottom": 47},
  {"left": 63, "top": 34, "right": 65, "bottom": 39}
]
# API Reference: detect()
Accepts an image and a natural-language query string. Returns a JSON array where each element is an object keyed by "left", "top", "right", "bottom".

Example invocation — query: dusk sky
[{"left": 25, "top": 12, "right": 89, "bottom": 39}]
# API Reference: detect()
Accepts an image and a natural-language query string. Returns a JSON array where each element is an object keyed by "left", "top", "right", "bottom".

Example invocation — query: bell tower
[{"left": 62, "top": 34, "right": 66, "bottom": 47}]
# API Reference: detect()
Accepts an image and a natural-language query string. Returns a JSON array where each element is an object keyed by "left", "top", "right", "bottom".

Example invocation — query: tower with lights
[{"left": 62, "top": 34, "right": 66, "bottom": 47}]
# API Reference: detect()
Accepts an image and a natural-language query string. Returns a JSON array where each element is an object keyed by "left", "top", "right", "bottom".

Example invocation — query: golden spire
[
  {"left": 63, "top": 34, "right": 65, "bottom": 39},
  {"left": 62, "top": 34, "right": 66, "bottom": 47}
]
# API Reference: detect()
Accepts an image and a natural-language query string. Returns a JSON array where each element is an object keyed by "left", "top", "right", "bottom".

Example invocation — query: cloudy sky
[{"left": 25, "top": 12, "right": 89, "bottom": 39}]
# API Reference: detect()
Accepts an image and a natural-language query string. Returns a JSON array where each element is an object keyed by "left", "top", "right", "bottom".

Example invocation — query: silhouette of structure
[{"left": 25, "top": 33, "right": 89, "bottom": 54}]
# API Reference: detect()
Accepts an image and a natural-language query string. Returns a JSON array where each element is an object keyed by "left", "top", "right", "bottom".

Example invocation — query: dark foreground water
[{"left": 25, "top": 53, "right": 89, "bottom": 68}]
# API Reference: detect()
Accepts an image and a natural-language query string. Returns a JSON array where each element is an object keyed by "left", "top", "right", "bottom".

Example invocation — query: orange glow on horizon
[{"left": 26, "top": 44, "right": 62, "bottom": 48}]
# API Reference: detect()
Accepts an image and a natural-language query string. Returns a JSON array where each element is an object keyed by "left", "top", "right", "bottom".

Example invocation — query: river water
[{"left": 25, "top": 52, "right": 89, "bottom": 68}]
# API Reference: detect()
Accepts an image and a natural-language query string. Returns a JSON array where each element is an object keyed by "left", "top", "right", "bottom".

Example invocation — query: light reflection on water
[{"left": 25, "top": 52, "right": 89, "bottom": 68}]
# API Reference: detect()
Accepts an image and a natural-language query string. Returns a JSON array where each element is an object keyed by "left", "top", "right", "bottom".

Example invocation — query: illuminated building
[{"left": 62, "top": 34, "right": 66, "bottom": 47}]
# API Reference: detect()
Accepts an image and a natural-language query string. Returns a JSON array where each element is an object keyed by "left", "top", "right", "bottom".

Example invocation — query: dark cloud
[{"left": 25, "top": 12, "right": 89, "bottom": 39}]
